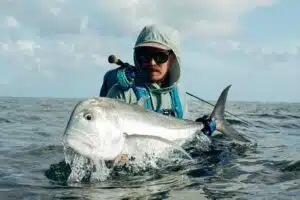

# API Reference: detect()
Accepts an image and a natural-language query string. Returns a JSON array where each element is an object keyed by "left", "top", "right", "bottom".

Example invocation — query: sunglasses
[{"left": 135, "top": 49, "right": 172, "bottom": 64}]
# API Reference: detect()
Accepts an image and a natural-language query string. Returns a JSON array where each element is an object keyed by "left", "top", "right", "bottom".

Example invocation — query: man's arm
[
  {"left": 106, "top": 84, "right": 126, "bottom": 100},
  {"left": 99, "top": 69, "right": 118, "bottom": 97},
  {"left": 107, "top": 84, "right": 138, "bottom": 105},
  {"left": 99, "top": 67, "right": 135, "bottom": 97}
]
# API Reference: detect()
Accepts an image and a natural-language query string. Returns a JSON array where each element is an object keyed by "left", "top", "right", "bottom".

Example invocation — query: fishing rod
[
  {"left": 107, "top": 54, "right": 251, "bottom": 125},
  {"left": 185, "top": 92, "right": 251, "bottom": 125}
]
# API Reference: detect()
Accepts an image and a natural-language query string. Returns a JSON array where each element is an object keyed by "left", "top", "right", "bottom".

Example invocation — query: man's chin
[{"left": 149, "top": 73, "right": 164, "bottom": 82}]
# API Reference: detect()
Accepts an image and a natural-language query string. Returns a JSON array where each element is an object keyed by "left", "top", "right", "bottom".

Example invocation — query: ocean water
[{"left": 0, "top": 96, "right": 299, "bottom": 200}]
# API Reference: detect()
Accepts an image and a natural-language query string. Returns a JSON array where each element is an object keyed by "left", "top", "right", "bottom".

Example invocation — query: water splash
[
  {"left": 90, "top": 159, "right": 111, "bottom": 182},
  {"left": 67, "top": 153, "right": 92, "bottom": 183},
  {"left": 63, "top": 144, "right": 112, "bottom": 183}
]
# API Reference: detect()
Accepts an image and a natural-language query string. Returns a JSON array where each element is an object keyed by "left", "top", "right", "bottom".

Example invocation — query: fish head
[{"left": 63, "top": 97, "right": 126, "bottom": 161}]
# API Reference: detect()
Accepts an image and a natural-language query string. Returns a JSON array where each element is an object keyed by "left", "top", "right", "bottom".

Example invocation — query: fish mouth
[
  {"left": 63, "top": 131, "right": 95, "bottom": 160},
  {"left": 63, "top": 127, "right": 126, "bottom": 162}
]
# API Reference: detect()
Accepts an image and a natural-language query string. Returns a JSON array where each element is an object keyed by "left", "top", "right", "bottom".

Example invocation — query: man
[
  {"left": 104, "top": 24, "right": 188, "bottom": 119},
  {"left": 100, "top": 24, "right": 216, "bottom": 163}
]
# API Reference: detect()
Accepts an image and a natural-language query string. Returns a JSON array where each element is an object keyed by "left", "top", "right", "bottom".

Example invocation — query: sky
[{"left": 0, "top": 0, "right": 299, "bottom": 102}]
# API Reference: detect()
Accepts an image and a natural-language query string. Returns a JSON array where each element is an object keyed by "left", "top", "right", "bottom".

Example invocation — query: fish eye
[{"left": 83, "top": 112, "right": 93, "bottom": 121}]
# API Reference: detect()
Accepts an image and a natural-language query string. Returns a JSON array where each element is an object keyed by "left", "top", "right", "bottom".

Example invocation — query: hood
[{"left": 133, "top": 24, "right": 181, "bottom": 91}]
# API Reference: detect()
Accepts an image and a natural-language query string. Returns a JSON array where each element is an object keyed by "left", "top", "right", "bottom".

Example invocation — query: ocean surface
[{"left": 0, "top": 96, "right": 299, "bottom": 200}]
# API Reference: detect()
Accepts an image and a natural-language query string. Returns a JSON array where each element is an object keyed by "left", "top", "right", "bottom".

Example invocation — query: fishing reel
[{"left": 108, "top": 55, "right": 137, "bottom": 79}]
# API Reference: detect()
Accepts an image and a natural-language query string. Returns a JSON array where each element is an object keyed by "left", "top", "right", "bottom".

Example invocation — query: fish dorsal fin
[
  {"left": 136, "top": 96, "right": 150, "bottom": 107},
  {"left": 124, "top": 133, "right": 193, "bottom": 161}
]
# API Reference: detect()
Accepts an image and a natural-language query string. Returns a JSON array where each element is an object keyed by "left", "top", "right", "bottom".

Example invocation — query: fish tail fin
[{"left": 209, "top": 85, "right": 250, "bottom": 142}]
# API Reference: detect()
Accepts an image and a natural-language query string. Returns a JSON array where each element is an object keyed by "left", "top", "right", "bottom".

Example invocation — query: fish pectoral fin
[{"left": 124, "top": 133, "right": 193, "bottom": 161}]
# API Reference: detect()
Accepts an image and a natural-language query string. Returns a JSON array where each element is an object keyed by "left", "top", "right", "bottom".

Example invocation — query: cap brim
[{"left": 134, "top": 42, "right": 170, "bottom": 50}]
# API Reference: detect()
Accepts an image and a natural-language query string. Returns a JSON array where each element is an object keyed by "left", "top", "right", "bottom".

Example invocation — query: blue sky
[{"left": 0, "top": 0, "right": 299, "bottom": 102}]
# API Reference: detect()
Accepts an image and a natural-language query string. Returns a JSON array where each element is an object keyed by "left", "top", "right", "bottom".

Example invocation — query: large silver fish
[{"left": 62, "top": 85, "right": 250, "bottom": 165}]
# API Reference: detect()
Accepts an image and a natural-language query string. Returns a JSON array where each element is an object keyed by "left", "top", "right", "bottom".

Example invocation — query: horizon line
[{"left": 0, "top": 95, "right": 299, "bottom": 104}]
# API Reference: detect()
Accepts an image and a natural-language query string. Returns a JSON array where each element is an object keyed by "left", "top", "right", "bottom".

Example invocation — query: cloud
[
  {"left": 1, "top": 0, "right": 299, "bottom": 102},
  {"left": 0, "top": 0, "right": 278, "bottom": 74},
  {"left": 205, "top": 39, "right": 300, "bottom": 65},
  {"left": 1, "top": 0, "right": 276, "bottom": 38},
  {"left": 4, "top": 16, "right": 19, "bottom": 28}
]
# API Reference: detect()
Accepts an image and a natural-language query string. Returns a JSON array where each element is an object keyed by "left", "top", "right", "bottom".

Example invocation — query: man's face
[{"left": 135, "top": 47, "right": 175, "bottom": 82}]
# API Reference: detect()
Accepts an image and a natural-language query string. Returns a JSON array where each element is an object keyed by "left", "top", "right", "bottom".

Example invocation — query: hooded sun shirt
[{"left": 107, "top": 24, "right": 188, "bottom": 118}]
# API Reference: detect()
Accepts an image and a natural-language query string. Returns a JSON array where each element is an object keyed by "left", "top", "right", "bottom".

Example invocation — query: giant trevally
[{"left": 62, "top": 85, "right": 250, "bottom": 170}]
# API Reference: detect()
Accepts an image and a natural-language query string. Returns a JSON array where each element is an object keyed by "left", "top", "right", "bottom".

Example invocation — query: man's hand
[
  {"left": 114, "top": 154, "right": 129, "bottom": 163},
  {"left": 195, "top": 115, "right": 216, "bottom": 136}
]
